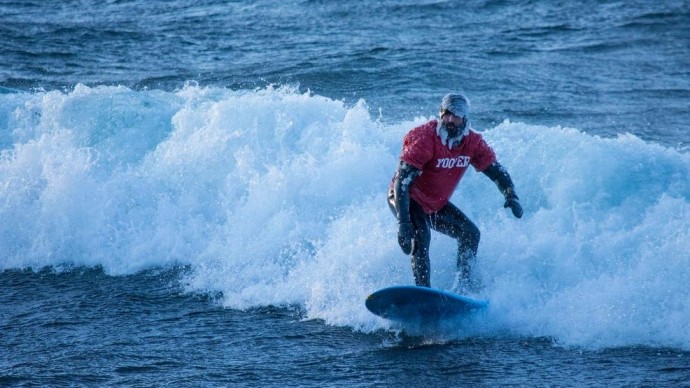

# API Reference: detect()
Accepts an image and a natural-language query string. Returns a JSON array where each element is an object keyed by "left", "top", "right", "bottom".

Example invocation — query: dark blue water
[
  {"left": 3, "top": 0, "right": 689, "bottom": 145},
  {"left": 2, "top": 268, "right": 688, "bottom": 386},
  {"left": 1, "top": 0, "right": 689, "bottom": 385}
]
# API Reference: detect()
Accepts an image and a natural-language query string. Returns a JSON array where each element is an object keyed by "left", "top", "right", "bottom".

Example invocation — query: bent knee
[{"left": 460, "top": 223, "right": 480, "bottom": 246}]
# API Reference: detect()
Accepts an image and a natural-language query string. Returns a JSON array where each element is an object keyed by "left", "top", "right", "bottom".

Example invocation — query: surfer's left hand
[{"left": 504, "top": 196, "right": 523, "bottom": 218}]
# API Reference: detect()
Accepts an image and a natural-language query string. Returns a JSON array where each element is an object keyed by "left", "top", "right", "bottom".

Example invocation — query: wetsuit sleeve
[
  {"left": 482, "top": 162, "right": 518, "bottom": 200},
  {"left": 393, "top": 161, "right": 421, "bottom": 224}
]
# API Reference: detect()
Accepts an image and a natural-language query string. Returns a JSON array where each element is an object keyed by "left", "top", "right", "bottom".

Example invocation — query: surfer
[{"left": 388, "top": 93, "right": 523, "bottom": 292}]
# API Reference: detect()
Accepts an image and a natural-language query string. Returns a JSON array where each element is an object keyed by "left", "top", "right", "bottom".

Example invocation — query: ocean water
[{"left": 1, "top": 0, "right": 689, "bottom": 386}]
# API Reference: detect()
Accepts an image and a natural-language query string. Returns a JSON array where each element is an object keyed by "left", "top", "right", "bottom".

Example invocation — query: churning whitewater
[{"left": 1, "top": 85, "right": 689, "bottom": 350}]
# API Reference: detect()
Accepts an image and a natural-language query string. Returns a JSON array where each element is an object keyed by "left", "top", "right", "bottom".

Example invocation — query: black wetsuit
[{"left": 388, "top": 161, "right": 520, "bottom": 288}]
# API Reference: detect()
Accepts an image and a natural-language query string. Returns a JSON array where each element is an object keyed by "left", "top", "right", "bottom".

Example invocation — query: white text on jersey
[{"left": 436, "top": 156, "right": 470, "bottom": 169}]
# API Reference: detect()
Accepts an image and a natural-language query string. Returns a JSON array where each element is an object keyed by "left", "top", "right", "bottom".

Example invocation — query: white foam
[{"left": 1, "top": 85, "right": 688, "bottom": 349}]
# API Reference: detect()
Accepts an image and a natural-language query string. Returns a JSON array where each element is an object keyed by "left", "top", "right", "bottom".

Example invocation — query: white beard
[{"left": 436, "top": 120, "right": 470, "bottom": 149}]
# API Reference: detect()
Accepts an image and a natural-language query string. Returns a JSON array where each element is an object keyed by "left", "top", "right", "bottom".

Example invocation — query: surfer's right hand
[{"left": 397, "top": 221, "right": 414, "bottom": 255}]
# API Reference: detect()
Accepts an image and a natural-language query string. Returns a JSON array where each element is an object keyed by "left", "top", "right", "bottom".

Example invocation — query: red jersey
[{"left": 391, "top": 120, "right": 496, "bottom": 213}]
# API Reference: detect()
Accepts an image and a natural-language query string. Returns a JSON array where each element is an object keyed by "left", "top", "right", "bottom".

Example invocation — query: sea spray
[{"left": 1, "top": 85, "right": 688, "bottom": 349}]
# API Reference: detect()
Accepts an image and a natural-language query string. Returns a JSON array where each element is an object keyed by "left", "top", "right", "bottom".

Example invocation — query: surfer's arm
[
  {"left": 394, "top": 161, "right": 420, "bottom": 223},
  {"left": 394, "top": 161, "right": 420, "bottom": 254},
  {"left": 482, "top": 162, "right": 523, "bottom": 218}
]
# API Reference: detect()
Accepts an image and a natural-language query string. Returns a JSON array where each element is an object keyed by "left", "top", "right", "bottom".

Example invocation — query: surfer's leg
[
  {"left": 430, "top": 202, "right": 480, "bottom": 290},
  {"left": 388, "top": 190, "right": 431, "bottom": 287},
  {"left": 410, "top": 200, "right": 431, "bottom": 287}
]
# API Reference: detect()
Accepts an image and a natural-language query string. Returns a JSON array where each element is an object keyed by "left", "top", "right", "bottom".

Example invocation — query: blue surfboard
[{"left": 365, "top": 285, "right": 488, "bottom": 322}]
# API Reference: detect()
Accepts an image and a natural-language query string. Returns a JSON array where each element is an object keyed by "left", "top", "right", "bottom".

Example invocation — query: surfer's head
[
  {"left": 439, "top": 93, "right": 470, "bottom": 123},
  {"left": 438, "top": 93, "right": 470, "bottom": 146}
]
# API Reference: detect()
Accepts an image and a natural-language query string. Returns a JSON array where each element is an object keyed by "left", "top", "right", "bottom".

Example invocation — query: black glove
[
  {"left": 397, "top": 221, "right": 415, "bottom": 255},
  {"left": 504, "top": 195, "right": 523, "bottom": 218}
]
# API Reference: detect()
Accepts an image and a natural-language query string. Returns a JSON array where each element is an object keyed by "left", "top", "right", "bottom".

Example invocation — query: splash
[{"left": 1, "top": 84, "right": 688, "bottom": 350}]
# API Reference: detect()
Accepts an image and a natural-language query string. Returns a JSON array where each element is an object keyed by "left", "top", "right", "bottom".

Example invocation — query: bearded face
[{"left": 440, "top": 111, "right": 467, "bottom": 139}]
